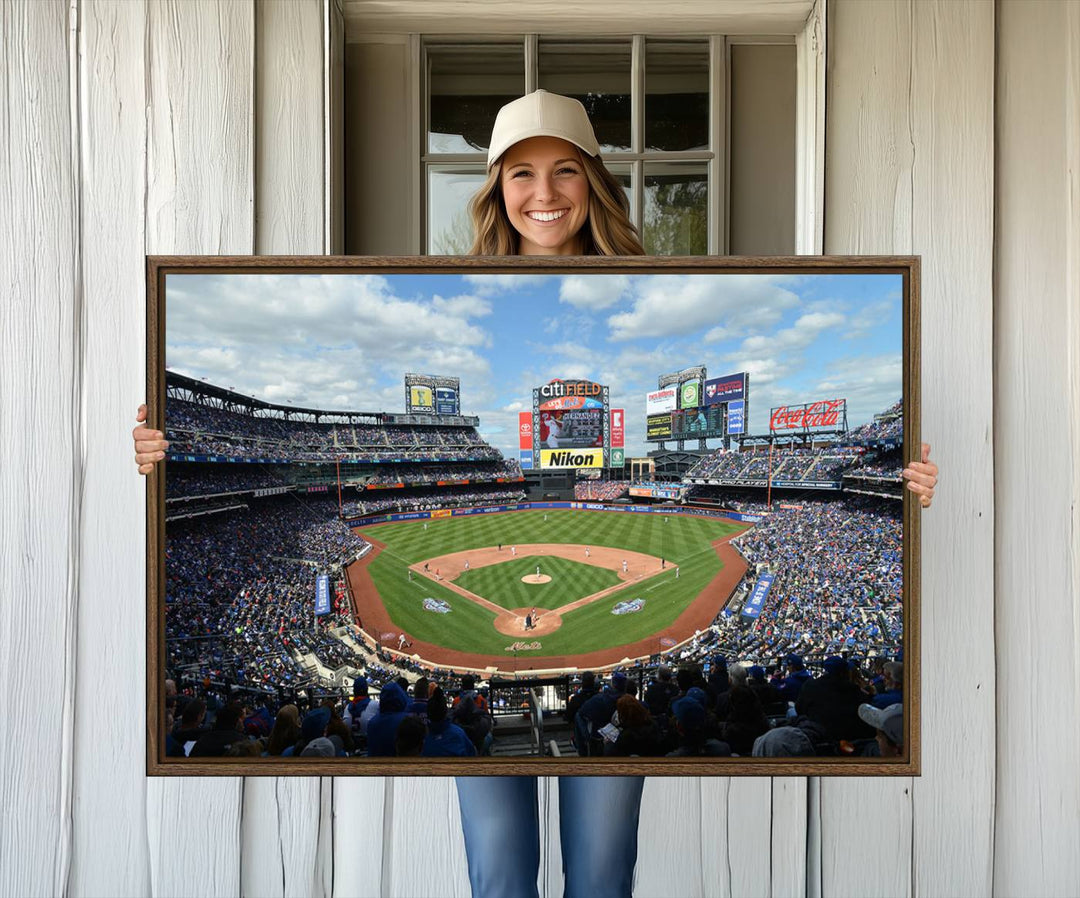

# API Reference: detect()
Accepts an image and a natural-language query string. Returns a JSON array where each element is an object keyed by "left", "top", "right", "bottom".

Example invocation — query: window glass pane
[
  {"left": 645, "top": 40, "right": 709, "bottom": 152},
  {"left": 643, "top": 163, "right": 707, "bottom": 255},
  {"left": 428, "top": 44, "right": 524, "bottom": 154},
  {"left": 604, "top": 163, "right": 635, "bottom": 223},
  {"left": 538, "top": 40, "right": 631, "bottom": 153},
  {"left": 428, "top": 167, "right": 487, "bottom": 254}
]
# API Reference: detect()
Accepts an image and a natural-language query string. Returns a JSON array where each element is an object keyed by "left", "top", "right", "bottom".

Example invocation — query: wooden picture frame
[{"left": 146, "top": 255, "right": 920, "bottom": 776}]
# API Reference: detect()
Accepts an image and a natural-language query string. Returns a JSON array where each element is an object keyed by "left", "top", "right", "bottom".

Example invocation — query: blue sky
[{"left": 167, "top": 271, "right": 903, "bottom": 458}]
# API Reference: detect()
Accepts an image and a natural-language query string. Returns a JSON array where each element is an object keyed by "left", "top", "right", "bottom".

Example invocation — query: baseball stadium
[
  {"left": 163, "top": 371, "right": 906, "bottom": 759},
  {"left": 162, "top": 270, "right": 909, "bottom": 760}
]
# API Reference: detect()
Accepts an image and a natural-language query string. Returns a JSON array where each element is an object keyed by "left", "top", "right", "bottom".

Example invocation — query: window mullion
[
  {"left": 525, "top": 34, "right": 537, "bottom": 93},
  {"left": 631, "top": 34, "right": 645, "bottom": 235},
  {"left": 709, "top": 35, "right": 727, "bottom": 256}
]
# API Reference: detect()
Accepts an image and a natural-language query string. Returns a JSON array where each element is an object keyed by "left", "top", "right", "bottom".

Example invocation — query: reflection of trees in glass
[
  {"left": 433, "top": 212, "right": 473, "bottom": 255},
  {"left": 643, "top": 177, "right": 707, "bottom": 255}
]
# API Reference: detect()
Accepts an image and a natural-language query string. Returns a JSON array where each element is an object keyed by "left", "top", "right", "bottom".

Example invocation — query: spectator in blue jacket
[
  {"left": 367, "top": 681, "right": 410, "bottom": 756},
  {"left": 423, "top": 686, "right": 476, "bottom": 757},
  {"left": 779, "top": 654, "right": 813, "bottom": 701}
]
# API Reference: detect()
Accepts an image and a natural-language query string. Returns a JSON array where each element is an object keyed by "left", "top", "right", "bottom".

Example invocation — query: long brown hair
[{"left": 468, "top": 150, "right": 644, "bottom": 256}]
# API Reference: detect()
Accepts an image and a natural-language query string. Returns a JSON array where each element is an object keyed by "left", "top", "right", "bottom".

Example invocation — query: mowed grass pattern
[
  {"left": 363, "top": 510, "right": 742, "bottom": 657},
  {"left": 454, "top": 555, "right": 621, "bottom": 611}
]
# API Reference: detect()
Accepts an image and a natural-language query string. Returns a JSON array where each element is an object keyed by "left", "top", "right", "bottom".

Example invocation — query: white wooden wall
[{"left": 1, "top": 1, "right": 1077, "bottom": 896}]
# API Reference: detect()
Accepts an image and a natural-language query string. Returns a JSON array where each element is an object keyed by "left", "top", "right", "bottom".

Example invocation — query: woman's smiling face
[{"left": 499, "top": 136, "right": 590, "bottom": 255}]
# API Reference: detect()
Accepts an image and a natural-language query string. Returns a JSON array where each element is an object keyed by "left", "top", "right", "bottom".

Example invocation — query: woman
[{"left": 133, "top": 90, "right": 939, "bottom": 898}]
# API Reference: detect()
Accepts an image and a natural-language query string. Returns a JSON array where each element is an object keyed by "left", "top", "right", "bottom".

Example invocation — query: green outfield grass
[
  {"left": 453, "top": 555, "right": 622, "bottom": 611},
  {"left": 363, "top": 509, "right": 743, "bottom": 658}
]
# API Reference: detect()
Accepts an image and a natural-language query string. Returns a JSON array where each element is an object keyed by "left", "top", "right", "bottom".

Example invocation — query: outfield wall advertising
[{"left": 345, "top": 501, "right": 740, "bottom": 528}]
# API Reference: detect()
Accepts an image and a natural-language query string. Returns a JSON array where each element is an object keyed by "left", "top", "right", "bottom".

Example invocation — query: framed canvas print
[{"left": 146, "top": 256, "right": 920, "bottom": 776}]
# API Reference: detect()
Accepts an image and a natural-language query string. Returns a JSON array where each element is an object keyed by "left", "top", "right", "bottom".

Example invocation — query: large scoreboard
[
  {"left": 646, "top": 369, "right": 749, "bottom": 443},
  {"left": 519, "top": 378, "right": 625, "bottom": 470}
]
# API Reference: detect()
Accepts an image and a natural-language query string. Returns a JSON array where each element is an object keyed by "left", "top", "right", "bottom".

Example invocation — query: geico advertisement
[{"left": 540, "top": 448, "right": 603, "bottom": 468}]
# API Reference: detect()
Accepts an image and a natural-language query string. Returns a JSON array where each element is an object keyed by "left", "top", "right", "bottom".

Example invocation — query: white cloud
[
  {"left": 606, "top": 275, "right": 801, "bottom": 341},
  {"left": 166, "top": 273, "right": 494, "bottom": 411},
  {"left": 737, "top": 311, "right": 846, "bottom": 355},
  {"left": 558, "top": 275, "right": 631, "bottom": 310}
]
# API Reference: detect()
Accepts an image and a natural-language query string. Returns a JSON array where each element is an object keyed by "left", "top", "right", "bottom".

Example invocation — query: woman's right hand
[{"left": 133, "top": 403, "right": 169, "bottom": 475}]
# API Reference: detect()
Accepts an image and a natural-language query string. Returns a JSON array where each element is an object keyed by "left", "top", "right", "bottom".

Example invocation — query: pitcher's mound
[{"left": 521, "top": 574, "right": 552, "bottom": 584}]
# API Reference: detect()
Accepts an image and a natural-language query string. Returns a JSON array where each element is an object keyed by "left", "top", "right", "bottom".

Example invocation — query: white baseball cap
[{"left": 486, "top": 90, "right": 601, "bottom": 169}]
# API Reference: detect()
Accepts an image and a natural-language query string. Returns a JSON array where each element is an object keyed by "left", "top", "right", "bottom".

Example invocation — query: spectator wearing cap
[
  {"left": 666, "top": 694, "right": 730, "bottom": 757},
  {"left": 565, "top": 671, "right": 598, "bottom": 721},
  {"left": 285, "top": 706, "right": 332, "bottom": 757},
  {"left": 190, "top": 701, "right": 246, "bottom": 757},
  {"left": 367, "top": 681, "right": 411, "bottom": 757},
  {"left": 795, "top": 657, "right": 876, "bottom": 744},
  {"left": 779, "top": 655, "right": 813, "bottom": 702},
  {"left": 643, "top": 666, "right": 679, "bottom": 720},
  {"left": 575, "top": 671, "right": 628, "bottom": 757},
  {"left": 422, "top": 686, "right": 476, "bottom": 758},
  {"left": 871, "top": 661, "right": 903, "bottom": 709},
  {"left": 858, "top": 702, "right": 903, "bottom": 757},
  {"left": 747, "top": 665, "right": 784, "bottom": 709},
  {"left": 344, "top": 676, "right": 377, "bottom": 739},
  {"left": 408, "top": 677, "right": 431, "bottom": 723}
]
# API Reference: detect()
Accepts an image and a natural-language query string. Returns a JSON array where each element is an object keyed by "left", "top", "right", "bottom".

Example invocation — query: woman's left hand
[{"left": 902, "top": 442, "right": 938, "bottom": 508}]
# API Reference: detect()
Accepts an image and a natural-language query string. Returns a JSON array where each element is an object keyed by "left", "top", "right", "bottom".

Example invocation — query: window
[{"left": 422, "top": 36, "right": 795, "bottom": 256}]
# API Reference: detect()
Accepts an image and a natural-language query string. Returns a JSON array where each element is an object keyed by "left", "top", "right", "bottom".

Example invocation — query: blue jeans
[{"left": 455, "top": 776, "right": 646, "bottom": 898}]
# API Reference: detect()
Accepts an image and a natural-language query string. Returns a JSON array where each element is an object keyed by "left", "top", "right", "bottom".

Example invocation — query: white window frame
[{"left": 408, "top": 1, "right": 825, "bottom": 256}]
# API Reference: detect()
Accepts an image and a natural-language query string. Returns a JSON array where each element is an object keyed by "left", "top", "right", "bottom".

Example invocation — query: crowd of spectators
[
  {"left": 846, "top": 400, "right": 903, "bottom": 444},
  {"left": 342, "top": 487, "right": 527, "bottom": 518},
  {"left": 560, "top": 657, "right": 903, "bottom": 758},
  {"left": 166, "top": 494, "right": 367, "bottom": 690},
  {"left": 714, "top": 495, "right": 903, "bottom": 662},
  {"left": 844, "top": 450, "right": 904, "bottom": 481},
  {"left": 573, "top": 480, "right": 629, "bottom": 501},
  {"left": 166, "top": 465, "right": 287, "bottom": 498},
  {"left": 164, "top": 672, "right": 496, "bottom": 759},
  {"left": 361, "top": 460, "right": 522, "bottom": 486},
  {"left": 685, "top": 446, "right": 865, "bottom": 483},
  {"left": 166, "top": 399, "right": 503, "bottom": 463}
]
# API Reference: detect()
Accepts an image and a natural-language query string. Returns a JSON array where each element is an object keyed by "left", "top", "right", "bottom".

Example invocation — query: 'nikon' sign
[{"left": 540, "top": 448, "right": 603, "bottom": 469}]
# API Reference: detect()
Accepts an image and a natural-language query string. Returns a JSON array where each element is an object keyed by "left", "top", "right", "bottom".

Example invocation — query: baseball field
[{"left": 346, "top": 508, "right": 750, "bottom": 671}]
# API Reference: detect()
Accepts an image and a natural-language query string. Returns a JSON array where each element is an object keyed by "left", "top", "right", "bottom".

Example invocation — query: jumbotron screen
[
  {"left": 538, "top": 408, "right": 604, "bottom": 450},
  {"left": 670, "top": 405, "right": 726, "bottom": 439}
]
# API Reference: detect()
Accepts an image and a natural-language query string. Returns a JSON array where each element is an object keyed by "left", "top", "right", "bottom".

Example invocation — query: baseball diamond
[{"left": 346, "top": 508, "right": 748, "bottom": 672}]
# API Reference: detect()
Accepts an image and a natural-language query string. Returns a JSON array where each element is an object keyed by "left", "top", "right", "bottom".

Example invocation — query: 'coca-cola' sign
[{"left": 769, "top": 398, "right": 846, "bottom": 431}]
